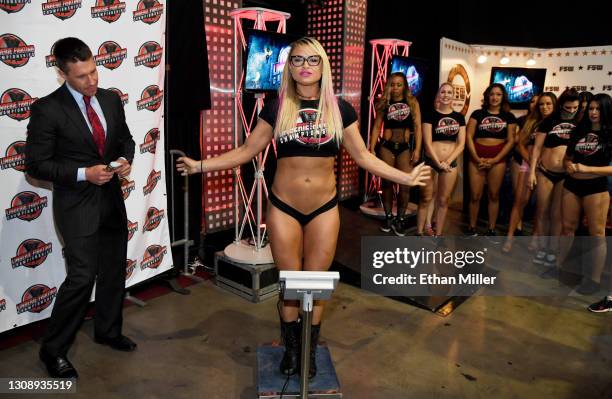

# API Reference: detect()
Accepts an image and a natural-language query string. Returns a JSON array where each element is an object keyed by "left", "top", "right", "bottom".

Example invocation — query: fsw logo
[
  {"left": 0, "top": 88, "right": 37, "bottom": 121},
  {"left": 127, "top": 220, "right": 138, "bottom": 241},
  {"left": 91, "top": 0, "right": 125, "bottom": 23},
  {"left": 5, "top": 191, "right": 48, "bottom": 221},
  {"left": 136, "top": 85, "right": 163, "bottom": 111},
  {"left": 16, "top": 284, "right": 57, "bottom": 314},
  {"left": 140, "top": 244, "right": 167, "bottom": 270},
  {"left": 42, "top": 0, "right": 82, "bottom": 20},
  {"left": 126, "top": 259, "right": 136, "bottom": 280},
  {"left": 139, "top": 128, "right": 159, "bottom": 154},
  {"left": 133, "top": 0, "right": 163, "bottom": 24},
  {"left": 109, "top": 87, "right": 128, "bottom": 106},
  {"left": 0, "top": 141, "right": 27, "bottom": 171},
  {"left": 120, "top": 177, "right": 135, "bottom": 200},
  {"left": 134, "top": 41, "right": 162, "bottom": 68},
  {"left": 0, "top": 0, "right": 30, "bottom": 14},
  {"left": 142, "top": 169, "right": 161, "bottom": 196},
  {"left": 143, "top": 207, "right": 164, "bottom": 232},
  {"left": 11, "top": 239, "right": 53, "bottom": 269},
  {"left": 95, "top": 41, "right": 127, "bottom": 70},
  {"left": 0, "top": 34, "right": 35, "bottom": 68}
]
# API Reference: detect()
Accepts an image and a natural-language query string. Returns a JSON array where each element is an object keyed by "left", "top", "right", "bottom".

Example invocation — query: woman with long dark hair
[
  {"left": 465, "top": 83, "right": 516, "bottom": 237},
  {"left": 503, "top": 93, "right": 557, "bottom": 252},
  {"left": 369, "top": 72, "right": 422, "bottom": 236},
  {"left": 528, "top": 89, "right": 580, "bottom": 266},
  {"left": 177, "top": 37, "right": 430, "bottom": 377},
  {"left": 558, "top": 94, "right": 612, "bottom": 307}
]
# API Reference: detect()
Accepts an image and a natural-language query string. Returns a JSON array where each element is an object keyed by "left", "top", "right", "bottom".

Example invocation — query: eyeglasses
[{"left": 289, "top": 55, "right": 322, "bottom": 67}]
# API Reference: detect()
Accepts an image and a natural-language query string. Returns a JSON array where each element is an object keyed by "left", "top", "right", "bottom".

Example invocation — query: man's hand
[
  {"left": 85, "top": 165, "right": 114, "bottom": 185},
  {"left": 113, "top": 158, "right": 131, "bottom": 178}
]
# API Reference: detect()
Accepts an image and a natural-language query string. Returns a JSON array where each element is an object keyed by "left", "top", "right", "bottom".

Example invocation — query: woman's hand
[
  {"left": 528, "top": 172, "right": 537, "bottom": 190},
  {"left": 176, "top": 156, "right": 201, "bottom": 176},
  {"left": 478, "top": 158, "right": 492, "bottom": 170},
  {"left": 404, "top": 162, "right": 431, "bottom": 186},
  {"left": 411, "top": 151, "right": 420, "bottom": 165},
  {"left": 439, "top": 160, "right": 450, "bottom": 172}
]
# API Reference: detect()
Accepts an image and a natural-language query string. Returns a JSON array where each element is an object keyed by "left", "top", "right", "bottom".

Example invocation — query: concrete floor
[{"left": 0, "top": 278, "right": 610, "bottom": 399}]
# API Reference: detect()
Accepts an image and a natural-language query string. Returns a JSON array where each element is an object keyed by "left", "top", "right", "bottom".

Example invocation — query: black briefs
[
  {"left": 268, "top": 191, "right": 338, "bottom": 226},
  {"left": 380, "top": 140, "right": 411, "bottom": 157},
  {"left": 424, "top": 155, "right": 457, "bottom": 173},
  {"left": 564, "top": 177, "right": 609, "bottom": 198},
  {"left": 538, "top": 166, "right": 566, "bottom": 184}
]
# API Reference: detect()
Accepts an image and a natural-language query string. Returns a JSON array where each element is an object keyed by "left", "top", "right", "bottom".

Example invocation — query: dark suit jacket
[{"left": 25, "top": 84, "right": 135, "bottom": 240}]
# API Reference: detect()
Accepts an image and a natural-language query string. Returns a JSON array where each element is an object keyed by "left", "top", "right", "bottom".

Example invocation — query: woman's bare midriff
[
  {"left": 271, "top": 157, "right": 337, "bottom": 214},
  {"left": 383, "top": 128, "right": 411, "bottom": 143},
  {"left": 431, "top": 141, "right": 456, "bottom": 161},
  {"left": 540, "top": 146, "right": 567, "bottom": 172}
]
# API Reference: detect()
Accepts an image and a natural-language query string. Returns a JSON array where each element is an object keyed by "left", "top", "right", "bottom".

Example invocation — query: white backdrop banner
[{"left": 0, "top": 0, "right": 173, "bottom": 334}]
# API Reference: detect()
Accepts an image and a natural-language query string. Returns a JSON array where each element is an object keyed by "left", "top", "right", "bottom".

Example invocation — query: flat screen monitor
[
  {"left": 490, "top": 67, "right": 547, "bottom": 109},
  {"left": 389, "top": 55, "right": 428, "bottom": 98},
  {"left": 244, "top": 29, "right": 294, "bottom": 93}
]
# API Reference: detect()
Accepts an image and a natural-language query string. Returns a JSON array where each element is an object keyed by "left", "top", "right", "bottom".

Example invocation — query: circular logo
[
  {"left": 293, "top": 108, "right": 332, "bottom": 145},
  {"left": 43, "top": 0, "right": 81, "bottom": 20},
  {"left": 1, "top": 88, "right": 36, "bottom": 121},
  {"left": 575, "top": 133, "right": 600, "bottom": 156},
  {"left": 436, "top": 117, "right": 460, "bottom": 136},
  {"left": 136, "top": 41, "right": 162, "bottom": 68},
  {"left": 135, "top": 0, "right": 163, "bottom": 24},
  {"left": 126, "top": 259, "right": 136, "bottom": 280},
  {"left": 120, "top": 177, "right": 135, "bottom": 200},
  {"left": 140, "top": 85, "right": 162, "bottom": 111},
  {"left": 447, "top": 64, "right": 471, "bottom": 116},
  {"left": 20, "top": 284, "right": 56, "bottom": 313},
  {"left": 480, "top": 116, "right": 505, "bottom": 133},
  {"left": 0, "top": 34, "right": 35, "bottom": 68},
  {"left": 0, "top": 0, "right": 30, "bottom": 14},
  {"left": 4, "top": 141, "right": 27, "bottom": 171},
  {"left": 9, "top": 191, "right": 47, "bottom": 221},
  {"left": 15, "top": 239, "right": 51, "bottom": 268},
  {"left": 551, "top": 122, "right": 575, "bottom": 140},
  {"left": 108, "top": 87, "right": 128, "bottom": 106},
  {"left": 96, "top": 41, "right": 126, "bottom": 70},
  {"left": 387, "top": 102, "right": 411, "bottom": 121},
  {"left": 93, "top": 0, "right": 124, "bottom": 23}
]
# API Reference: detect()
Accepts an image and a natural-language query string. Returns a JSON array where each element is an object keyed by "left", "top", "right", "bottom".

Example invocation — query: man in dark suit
[{"left": 26, "top": 37, "right": 136, "bottom": 379}]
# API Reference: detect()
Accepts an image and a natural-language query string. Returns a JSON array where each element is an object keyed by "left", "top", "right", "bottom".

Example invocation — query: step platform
[{"left": 257, "top": 343, "right": 342, "bottom": 398}]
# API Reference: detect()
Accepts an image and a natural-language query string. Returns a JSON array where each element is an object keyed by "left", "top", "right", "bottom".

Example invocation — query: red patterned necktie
[{"left": 83, "top": 95, "right": 106, "bottom": 157}]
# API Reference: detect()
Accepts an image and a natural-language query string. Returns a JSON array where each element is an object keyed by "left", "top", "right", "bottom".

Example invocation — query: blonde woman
[
  {"left": 418, "top": 83, "right": 466, "bottom": 236},
  {"left": 177, "top": 37, "right": 430, "bottom": 378},
  {"left": 368, "top": 72, "right": 422, "bottom": 236}
]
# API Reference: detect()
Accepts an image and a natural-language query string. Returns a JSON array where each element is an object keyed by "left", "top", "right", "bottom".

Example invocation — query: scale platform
[{"left": 257, "top": 343, "right": 342, "bottom": 398}]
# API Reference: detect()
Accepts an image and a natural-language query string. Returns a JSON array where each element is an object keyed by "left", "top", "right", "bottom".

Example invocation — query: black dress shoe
[
  {"left": 94, "top": 335, "right": 137, "bottom": 352},
  {"left": 39, "top": 350, "right": 78, "bottom": 379}
]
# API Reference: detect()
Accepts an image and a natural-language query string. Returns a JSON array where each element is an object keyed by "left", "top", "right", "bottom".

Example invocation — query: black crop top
[
  {"left": 383, "top": 100, "right": 414, "bottom": 130},
  {"left": 470, "top": 109, "right": 516, "bottom": 140},
  {"left": 566, "top": 129, "right": 611, "bottom": 167},
  {"left": 258, "top": 98, "right": 358, "bottom": 159},
  {"left": 538, "top": 116, "right": 577, "bottom": 148},
  {"left": 424, "top": 110, "right": 465, "bottom": 142}
]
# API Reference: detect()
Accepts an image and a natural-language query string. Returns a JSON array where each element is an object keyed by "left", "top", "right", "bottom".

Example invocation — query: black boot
[
  {"left": 308, "top": 324, "right": 321, "bottom": 379},
  {"left": 279, "top": 319, "right": 301, "bottom": 375}
]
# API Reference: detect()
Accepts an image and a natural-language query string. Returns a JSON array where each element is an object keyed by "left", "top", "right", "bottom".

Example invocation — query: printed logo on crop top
[
  {"left": 278, "top": 107, "right": 333, "bottom": 146},
  {"left": 479, "top": 116, "right": 506, "bottom": 133},
  {"left": 574, "top": 133, "right": 602, "bottom": 156},
  {"left": 387, "top": 102, "right": 410, "bottom": 121},
  {"left": 549, "top": 122, "right": 575, "bottom": 140},
  {"left": 435, "top": 117, "right": 460, "bottom": 136}
]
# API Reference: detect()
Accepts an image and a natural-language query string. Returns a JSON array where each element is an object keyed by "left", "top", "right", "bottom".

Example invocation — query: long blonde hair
[
  {"left": 275, "top": 37, "right": 344, "bottom": 143},
  {"left": 376, "top": 72, "right": 419, "bottom": 124},
  {"left": 519, "top": 92, "right": 557, "bottom": 145}
]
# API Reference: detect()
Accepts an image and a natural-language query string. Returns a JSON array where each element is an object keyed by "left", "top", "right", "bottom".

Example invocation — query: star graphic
[
  {"left": 552, "top": 72, "right": 557, "bottom": 76},
  {"left": 592, "top": 50, "right": 598, "bottom": 55},
  {"left": 573, "top": 51, "right": 579, "bottom": 56},
  {"left": 556, "top": 52, "right": 562, "bottom": 57},
  {"left": 608, "top": 71, "right": 612, "bottom": 76},
  {"left": 579, "top": 66, "right": 583, "bottom": 70},
  {"left": 582, "top": 51, "right": 588, "bottom": 56},
  {"left": 548, "top": 53, "right": 553, "bottom": 57},
  {"left": 590, "top": 87, "right": 595, "bottom": 91},
  {"left": 565, "top": 86, "right": 570, "bottom": 90},
  {"left": 601, "top": 50, "right": 607, "bottom": 55},
  {"left": 565, "top": 52, "right": 570, "bottom": 56}
]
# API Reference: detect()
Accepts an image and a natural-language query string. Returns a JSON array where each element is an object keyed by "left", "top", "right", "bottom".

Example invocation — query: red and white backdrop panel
[{"left": 0, "top": 0, "right": 173, "bottom": 334}]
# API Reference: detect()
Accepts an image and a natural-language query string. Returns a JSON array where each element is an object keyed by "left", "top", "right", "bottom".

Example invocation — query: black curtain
[{"left": 164, "top": 1, "right": 211, "bottom": 269}]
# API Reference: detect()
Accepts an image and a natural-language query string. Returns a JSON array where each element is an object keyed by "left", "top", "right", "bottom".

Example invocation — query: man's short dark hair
[{"left": 52, "top": 37, "right": 93, "bottom": 74}]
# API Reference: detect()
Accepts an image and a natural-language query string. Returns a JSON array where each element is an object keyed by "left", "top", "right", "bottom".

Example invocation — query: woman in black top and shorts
[
  {"left": 529, "top": 89, "right": 580, "bottom": 266},
  {"left": 418, "top": 82, "right": 466, "bottom": 236},
  {"left": 559, "top": 94, "right": 612, "bottom": 306},
  {"left": 176, "top": 37, "right": 430, "bottom": 377},
  {"left": 369, "top": 72, "right": 422, "bottom": 236},
  {"left": 466, "top": 83, "right": 517, "bottom": 237}
]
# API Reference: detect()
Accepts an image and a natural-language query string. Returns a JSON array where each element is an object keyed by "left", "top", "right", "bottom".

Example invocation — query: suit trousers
[{"left": 41, "top": 185, "right": 128, "bottom": 357}]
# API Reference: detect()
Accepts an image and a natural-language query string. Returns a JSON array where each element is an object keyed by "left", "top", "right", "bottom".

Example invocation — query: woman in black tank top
[
  {"left": 176, "top": 37, "right": 431, "bottom": 377},
  {"left": 369, "top": 72, "right": 422, "bottom": 236}
]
